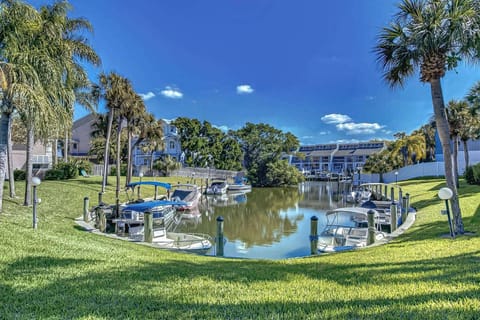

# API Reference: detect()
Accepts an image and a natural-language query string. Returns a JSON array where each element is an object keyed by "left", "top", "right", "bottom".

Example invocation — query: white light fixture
[
  {"left": 32, "top": 177, "right": 41, "bottom": 186},
  {"left": 139, "top": 172, "right": 144, "bottom": 178},
  {"left": 438, "top": 187, "right": 453, "bottom": 200}
]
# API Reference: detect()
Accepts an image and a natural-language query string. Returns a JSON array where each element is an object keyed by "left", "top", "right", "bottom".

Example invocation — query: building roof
[{"left": 306, "top": 150, "right": 334, "bottom": 157}]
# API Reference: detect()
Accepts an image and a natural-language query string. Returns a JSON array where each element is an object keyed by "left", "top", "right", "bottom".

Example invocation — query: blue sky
[{"left": 33, "top": 0, "right": 480, "bottom": 144}]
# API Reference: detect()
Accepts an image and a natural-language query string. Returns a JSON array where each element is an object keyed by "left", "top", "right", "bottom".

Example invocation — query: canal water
[{"left": 173, "top": 181, "right": 353, "bottom": 259}]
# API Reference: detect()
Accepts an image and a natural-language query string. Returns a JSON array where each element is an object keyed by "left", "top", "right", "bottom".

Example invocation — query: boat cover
[
  {"left": 122, "top": 200, "right": 187, "bottom": 212},
  {"left": 126, "top": 181, "right": 171, "bottom": 190}
]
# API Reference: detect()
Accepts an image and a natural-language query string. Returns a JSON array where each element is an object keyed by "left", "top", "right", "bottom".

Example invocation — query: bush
[
  {"left": 14, "top": 169, "right": 26, "bottom": 181},
  {"left": 45, "top": 169, "right": 65, "bottom": 180},
  {"left": 75, "top": 159, "right": 93, "bottom": 175},
  {"left": 110, "top": 164, "right": 127, "bottom": 176},
  {"left": 465, "top": 163, "right": 480, "bottom": 185},
  {"left": 54, "top": 161, "right": 79, "bottom": 179}
]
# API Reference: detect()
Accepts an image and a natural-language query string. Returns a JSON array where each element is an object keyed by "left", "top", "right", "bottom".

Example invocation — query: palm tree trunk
[
  {"left": 452, "top": 136, "right": 459, "bottom": 188},
  {"left": 7, "top": 113, "right": 15, "bottom": 198},
  {"left": 430, "top": 79, "right": 464, "bottom": 234},
  {"left": 101, "top": 109, "right": 114, "bottom": 193},
  {"left": 115, "top": 115, "right": 122, "bottom": 202},
  {"left": 462, "top": 139, "right": 470, "bottom": 169},
  {"left": 0, "top": 112, "right": 9, "bottom": 212},
  {"left": 64, "top": 128, "right": 68, "bottom": 162},
  {"left": 126, "top": 127, "right": 132, "bottom": 186},
  {"left": 23, "top": 123, "right": 34, "bottom": 206},
  {"left": 52, "top": 138, "right": 58, "bottom": 166}
]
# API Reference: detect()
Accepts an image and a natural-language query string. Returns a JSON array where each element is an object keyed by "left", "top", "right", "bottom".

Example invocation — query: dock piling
[{"left": 310, "top": 216, "right": 319, "bottom": 255}]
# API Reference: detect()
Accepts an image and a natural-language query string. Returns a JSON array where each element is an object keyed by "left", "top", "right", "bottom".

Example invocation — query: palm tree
[
  {"left": 122, "top": 93, "right": 146, "bottom": 185},
  {"left": 374, "top": 0, "right": 480, "bottom": 234},
  {"left": 93, "top": 72, "right": 131, "bottom": 194},
  {"left": 392, "top": 132, "right": 426, "bottom": 167},
  {"left": 446, "top": 100, "right": 469, "bottom": 187}
]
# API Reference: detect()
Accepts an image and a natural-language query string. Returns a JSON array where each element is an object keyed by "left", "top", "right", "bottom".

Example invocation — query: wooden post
[
  {"left": 96, "top": 207, "right": 106, "bottom": 232},
  {"left": 83, "top": 197, "right": 90, "bottom": 222},
  {"left": 405, "top": 193, "right": 410, "bottom": 215},
  {"left": 98, "top": 192, "right": 103, "bottom": 205},
  {"left": 144, "top": 211, "right": 153, "bottom": 243},
  {"left": 390, "top": 187, "right": 395, "bottom": 202},
  {"left": 401, "top": 196, "right": 407, "bottom": 224},
  {"left": 367, "top": 210, "right": 376, "bottom": 245},
  {"left": 310, "top": 216, "right": 318, "bottom": 255},
  {"left": 384, "top": 185, "right": 388, "bottom": 200},
  {"left": 216, "top": 216, "right": 224, "bottom": 256},
  {"left": 390, "top": 203, "right": 397, "bottom": 233},
  {"left": 398, "top": 189, "right": 403, "bottom": 208}
]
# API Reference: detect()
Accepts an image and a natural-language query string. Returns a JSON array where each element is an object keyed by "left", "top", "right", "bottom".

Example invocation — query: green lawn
[{"left": 1, "top": 177, "right": 479, "bottom": 319}]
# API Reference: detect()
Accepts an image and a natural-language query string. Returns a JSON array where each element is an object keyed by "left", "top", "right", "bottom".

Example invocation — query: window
[
  {"left": 170, "top": 141, "right": 175, "bottom": 149},
  {"left": 73, "top": 143, "right": 77, "bottom": 149},
  {"left": 143, "top": 159, "right": 148, "bottom": 165}
]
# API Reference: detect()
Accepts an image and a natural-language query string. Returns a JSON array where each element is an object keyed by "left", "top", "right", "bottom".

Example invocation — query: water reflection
[{"left": 173, "top": 181, "right": 353, "bottom": 259}]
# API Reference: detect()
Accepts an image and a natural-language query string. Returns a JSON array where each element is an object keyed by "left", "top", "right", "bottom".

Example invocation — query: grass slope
[{"left": 1, "top": 177, "right": 479, "bottom": 319}]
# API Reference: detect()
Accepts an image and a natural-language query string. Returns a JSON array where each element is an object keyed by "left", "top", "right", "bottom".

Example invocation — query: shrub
[
  {"left": 465, "top": 163, "right": 480, "bottom": 185},
  {"left": 14, "top": 169, "right": 25, "bottom": 181},
  {"left": 110, "top": 164, "right": 127, "bottom": 176},
  {"left": 75, "top": 159, "right": 93, "bottom": 175},
  {"left": 45, "top": 169, "right": 65, "bottom": 180}
]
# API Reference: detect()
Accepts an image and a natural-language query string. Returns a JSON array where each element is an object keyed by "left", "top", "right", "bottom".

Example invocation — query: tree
[
  {"left": 413, "top": 121, "right": 437, "bottom": 162},
  {"left": 232, "top": 123, "right": 301, "bottom": 186},
  {"left": 446, "top": 100, "right": 470, "bottom": 186},
  {"left": 363, "top": 150, "right": 394, "bottom": 183},
  {"left": 153, "top": 155, "right": 181, "bottom": 176},
  {"left": 93, "top": 72, "right": 131, "bottom": 194},
  {"left": 391, "top": 132, "right": 426, "bottom": 167},
  {"left": 374, "top": 0, "right": 480, "bottom": 234}
]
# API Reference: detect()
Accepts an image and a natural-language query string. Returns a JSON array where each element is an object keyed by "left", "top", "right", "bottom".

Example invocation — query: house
[
  {"left": 71, "top": 114, "right": 183, "bottom": 174},
  {"left": 132, "top": 119, "right": 182, "bottom": 172},
  {"left": 9, "top": 141, "right": 52, "bottom": 176},
  {"left": 70, "top": 113, "right": 97, "bottom": 157}
]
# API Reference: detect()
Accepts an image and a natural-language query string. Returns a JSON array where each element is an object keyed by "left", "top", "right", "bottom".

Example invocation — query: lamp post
[
  {"left": 395, "top": 171, "right": 398, "bottom": 184},
  {"left": 138, "top": 172, "right": 144, "bottom": 199},
  {"left": 438, "top": 187, "right": 455, "bottom": 239},
  {"left": 32, "top": 177, "right": 41, "bottom": 229}
]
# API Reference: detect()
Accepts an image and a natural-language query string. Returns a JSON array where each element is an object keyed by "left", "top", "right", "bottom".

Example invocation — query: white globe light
[
  {"left": 438, "top": 187, "right": 453, "bottom": 200},
  {"left": 32, "top": 177, "right": 41, "bottom": 186},
  {"left": 139, "top": 172, "right": 144, "bottom": 178}
]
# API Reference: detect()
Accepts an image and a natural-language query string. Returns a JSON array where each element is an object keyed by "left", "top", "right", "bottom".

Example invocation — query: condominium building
[{"left": 291, "top": 141, "right": 386, "bottom": 174}]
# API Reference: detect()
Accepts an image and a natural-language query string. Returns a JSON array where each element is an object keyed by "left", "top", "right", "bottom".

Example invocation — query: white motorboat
[
  {"left": 205, "top": 178, "right": 228, "bottom": 195},
  {"left": 170, "top": 183, "right": 201, "bottom": 211},
  {"left": 317, "top": 207, "right": 384, "bottom": 253}
]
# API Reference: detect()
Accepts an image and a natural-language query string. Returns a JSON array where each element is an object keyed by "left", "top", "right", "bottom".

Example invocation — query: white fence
[{"left": 355, "top": 155, "right": 480, "bottom": 185}]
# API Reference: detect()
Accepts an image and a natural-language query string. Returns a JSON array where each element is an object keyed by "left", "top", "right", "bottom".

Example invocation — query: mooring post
[
  {"left": 390, "top": 187, "right": 395, "bottom": 202},
  {"left": 367, "top": 210, "right": 376, "bottom": 245},
  {"left": 310, "top": 216, "right": 319, "bottom": 255},
  {"left": 390, "top": 202, "right": 398, "bottom": 233},
  {"left": 405, "top": 193, "right": 410, "bottom": 215},
  {"left": 98, "top": 192, "right": 103, "bottom": 205},
  {"left": 384, "top": 185, "right": 388, "bottom": 200},
  {"left": 144, "top": 210, "right": 153, "bottom": 243},
  {"left": 83, "top": 197, "right": 90, "bottom": 222},
  {"left": 216, "top": 216, "right": 224, "bottom": 257},
  {"left": 401, "top": 196, "right": 407, "bottom": 224},
  {"left": 398, "top": 189, "right": 403, "bottom": 209},
  {"left": 97, "top": 207, "right": 106, "bottom": 232}
]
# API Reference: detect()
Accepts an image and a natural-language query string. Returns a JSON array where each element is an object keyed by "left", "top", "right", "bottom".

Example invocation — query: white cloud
[
  {"left": 332, "top": 139, "right": 360, "bottom": 143},
  {"left": 213, "top": 124, "right": 230, "bottom": 132},
  {"left": 365, "top": 96, "right": 375, "bottom": 101},
  {"left": 336, "top": 122, "right": 384, "bottom": 135},
  {"left": 161, "top": 86, "right": 183, "bottom": 99},
  {"left": 319, "top": 131, "right": 330, "bottom": 135},
  {"left": 139, "top": 91, "right": 155, "bottom": 101},
  {"left": 236, "top": 84, "right": 254, "bottom": 94},
  {"left": 321, "top": 114, "right": 352, "bottom": 124}
]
